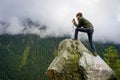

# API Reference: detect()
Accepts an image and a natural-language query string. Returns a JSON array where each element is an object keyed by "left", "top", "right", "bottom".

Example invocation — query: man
[{"left": 72, "top": 12, "right": 97, "bottom": 56}]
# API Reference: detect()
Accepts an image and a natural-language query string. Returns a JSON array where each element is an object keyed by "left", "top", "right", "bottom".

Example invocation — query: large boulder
[{"left": 46, "top": 39, "right": 117, "bottom": 80}]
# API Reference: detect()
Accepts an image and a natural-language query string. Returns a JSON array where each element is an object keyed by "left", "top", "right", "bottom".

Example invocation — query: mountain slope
[
  {"left": 0, "top": 35, "right": 120, "bottom": 80},
  {"left": 0, "top": 34, "right": 64, "bottom": 80}
]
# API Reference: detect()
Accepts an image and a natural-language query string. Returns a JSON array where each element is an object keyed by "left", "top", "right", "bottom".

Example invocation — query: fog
[{"left": 0, "top": 0, "right": 120, "bottom": 43}]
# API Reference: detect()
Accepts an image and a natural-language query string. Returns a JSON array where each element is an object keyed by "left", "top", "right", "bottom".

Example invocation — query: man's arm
[{"left": 72, "top": 18, "right": 78, "bottom": 27}]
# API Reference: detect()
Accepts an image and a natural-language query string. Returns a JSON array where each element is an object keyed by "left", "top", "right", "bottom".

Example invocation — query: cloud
[
  {"left": 5, "top": 17, "right": 24, "bottom": 35},
  {"left": 0, "top": 0, "right": 120, "bottom": 43}
]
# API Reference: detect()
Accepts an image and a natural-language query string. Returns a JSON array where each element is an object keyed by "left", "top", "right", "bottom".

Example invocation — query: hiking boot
[{"left": 92, "top": 52, "right": 97, "bottom": 56}]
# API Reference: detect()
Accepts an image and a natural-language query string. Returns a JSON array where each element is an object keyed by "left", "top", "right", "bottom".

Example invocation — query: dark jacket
[{"left": 77, "top": 17, "right": 93, "bottom": 28}]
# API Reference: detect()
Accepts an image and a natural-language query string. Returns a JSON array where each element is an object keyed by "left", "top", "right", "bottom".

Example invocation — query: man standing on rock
[{"left": 72, "top": 12, "right": 97, "bottom": 56}]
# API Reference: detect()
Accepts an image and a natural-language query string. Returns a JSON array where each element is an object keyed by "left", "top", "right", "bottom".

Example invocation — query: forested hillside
[{"left": 0, "top": 34, "right": 120, "bottom": 80}]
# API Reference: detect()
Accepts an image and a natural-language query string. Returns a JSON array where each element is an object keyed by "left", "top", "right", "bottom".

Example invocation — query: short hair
[{"left": 76, "top": 12, "right": 83, "bottom": 17}]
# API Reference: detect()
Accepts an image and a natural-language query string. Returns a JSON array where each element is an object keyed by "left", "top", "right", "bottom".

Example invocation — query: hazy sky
[{"left": 0, "top": 0, "right": 120, "bottom": 43}]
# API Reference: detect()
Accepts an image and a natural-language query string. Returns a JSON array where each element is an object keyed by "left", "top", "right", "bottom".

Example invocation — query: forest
[{"left": 0, "top": 34, "right": 120, "bottom": 80}]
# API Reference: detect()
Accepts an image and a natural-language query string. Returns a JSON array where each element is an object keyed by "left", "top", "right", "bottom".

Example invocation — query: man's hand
[
  {"left": 72, "top": 18, "right": 77, "bottom": 26},
  {"left": 72, "top": 18, "right": 75, "bottom": 24}
]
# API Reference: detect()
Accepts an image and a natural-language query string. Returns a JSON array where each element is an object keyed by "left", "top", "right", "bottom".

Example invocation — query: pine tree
[{"left": 103, "top": 46, "right": 120, "bottom": 78}]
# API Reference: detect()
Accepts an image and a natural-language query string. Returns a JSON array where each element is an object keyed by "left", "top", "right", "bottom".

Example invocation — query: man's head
[{"left": 76, "top": 12, "right": 83, "bottom": 20}]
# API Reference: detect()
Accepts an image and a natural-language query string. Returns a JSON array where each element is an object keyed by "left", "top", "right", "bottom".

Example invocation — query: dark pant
[{"left": 74, "top": 27, "right": 96, "bottom": 52}]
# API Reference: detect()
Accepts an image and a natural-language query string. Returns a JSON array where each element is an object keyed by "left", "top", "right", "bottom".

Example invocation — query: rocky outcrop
[{"left": 46, "top": 39, "right": 117, "bottom": 80}]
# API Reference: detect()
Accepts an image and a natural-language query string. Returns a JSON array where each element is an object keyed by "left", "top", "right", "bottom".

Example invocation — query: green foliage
[
  {"left": 103, "top": 46, "right": 120, "bottom": 79},
  {"left": 19, "top": 44, "right": 30, "bottom": 68},
  {"left": 0, "top": 34, "right": 65, "bottom": 80},
  {"left": 0, "top": 34, "right": 120, "bottom": 80}
]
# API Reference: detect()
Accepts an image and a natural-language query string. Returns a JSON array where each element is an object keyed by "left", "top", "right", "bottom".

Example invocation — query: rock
[
  {"left": 46, "top": 39, "right": 117, "bottom": 80},
  {"left": 79, "top": 52, "right": 117, "bottom": 80}
]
